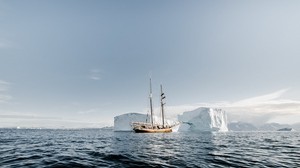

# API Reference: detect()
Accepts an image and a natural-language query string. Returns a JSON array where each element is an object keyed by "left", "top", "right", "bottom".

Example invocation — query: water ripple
[{"left": 0, "top": 129, "right": 299, "bottom": 167}]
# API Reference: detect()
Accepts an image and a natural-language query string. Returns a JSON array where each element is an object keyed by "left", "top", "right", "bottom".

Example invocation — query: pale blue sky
[{"left": 1, "top": 0, "right": 300, "bottom": 128}]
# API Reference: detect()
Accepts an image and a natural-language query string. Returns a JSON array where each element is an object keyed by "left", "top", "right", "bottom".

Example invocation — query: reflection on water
[{"left": 111, "top": 131, "right": 230, "bottom": 167}]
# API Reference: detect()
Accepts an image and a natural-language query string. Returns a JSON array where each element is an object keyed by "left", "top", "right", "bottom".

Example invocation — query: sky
[{"left": 1, "top": 0, "right": 300, "bottom": 128}]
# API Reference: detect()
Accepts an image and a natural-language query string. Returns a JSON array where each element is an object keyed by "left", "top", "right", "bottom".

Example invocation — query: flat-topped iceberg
[
  {"left": 178, "top": 107, "right": 228, "bottom": 132},
  {"left": 114, "top": 113, "right": 149, "bottom": 131}
]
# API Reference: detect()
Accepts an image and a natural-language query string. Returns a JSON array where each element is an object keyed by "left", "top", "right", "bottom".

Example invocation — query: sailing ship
[{"left": 132, "top": 78, "right": 176, "bottom": 133}]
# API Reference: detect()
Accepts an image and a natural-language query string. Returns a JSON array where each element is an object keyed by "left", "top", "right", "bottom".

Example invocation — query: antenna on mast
[{"left": 149, "top": 78, "right": 154, "bottom": 128}]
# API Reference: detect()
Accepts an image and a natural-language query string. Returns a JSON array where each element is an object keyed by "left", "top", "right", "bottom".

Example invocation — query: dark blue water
[{"left": 0, "top": 129, "right": 299, "bottom": 168}]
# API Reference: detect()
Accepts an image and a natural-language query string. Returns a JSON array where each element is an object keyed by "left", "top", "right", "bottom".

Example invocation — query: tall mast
[
  {"left": 149, "top": 78, "right": 154, "bottom": 128},
  {"left": 160, "top": 84, "right": 166, "bottom": 128}
]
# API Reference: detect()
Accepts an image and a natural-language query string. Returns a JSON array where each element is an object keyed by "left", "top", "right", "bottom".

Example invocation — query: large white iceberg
[{"left": 178, "top": 107, "right": 228, "bottom": 132}]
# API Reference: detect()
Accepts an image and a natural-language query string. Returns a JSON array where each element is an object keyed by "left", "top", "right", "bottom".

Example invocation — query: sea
[{"left": 0, "top": 129, "right": 299, "bottom": 168}]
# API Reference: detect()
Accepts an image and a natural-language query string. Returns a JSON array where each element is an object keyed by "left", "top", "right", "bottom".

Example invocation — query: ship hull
[{"left": 134, "top": 128, "right": 172, "bottom": 133}]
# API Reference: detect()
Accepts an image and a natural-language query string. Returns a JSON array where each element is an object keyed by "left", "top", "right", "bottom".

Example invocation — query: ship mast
[
  {"left": 149, "top": 78, "right": 154, "bottom": 128},
  {"left": 160, "top": 84, "right": 166, "bottom": 128}
]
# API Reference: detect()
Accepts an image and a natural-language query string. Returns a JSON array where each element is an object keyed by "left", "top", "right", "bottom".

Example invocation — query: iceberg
[
  {"left": 178, "top": 107, "right": 228, "bottom": 132},
  {"left": 114, "top": 107, "right": 228, "bottom": 132},
  {"left": 114, "top": 113, "right": 149, "bottom": 131}
]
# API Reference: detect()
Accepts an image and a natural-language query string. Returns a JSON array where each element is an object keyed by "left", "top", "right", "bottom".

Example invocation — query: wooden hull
[{"left": 134, "top": 128, "right": 172, "bottom": 133}]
